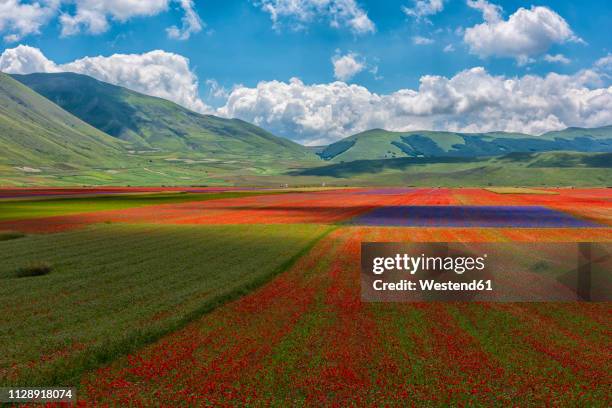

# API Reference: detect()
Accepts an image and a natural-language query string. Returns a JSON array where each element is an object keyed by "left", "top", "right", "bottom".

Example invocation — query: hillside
[
  {"left": 12, "top": 72, "right": 316, "bottom": 162},
  {"left": 317, "top": 128, "right": 612, "bottom": 162},
  {"left": 0, "top": 72, "right": 127, "bottom": 170},
  {"left": 290, "top": 151, "right": 612, "bottom": 187}
]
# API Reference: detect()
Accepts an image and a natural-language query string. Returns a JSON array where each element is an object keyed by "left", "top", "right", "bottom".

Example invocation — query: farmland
[
  {"left": 0, "top": 187, "right": 610, "bottom": 405},
  {"left": 0, "top": 222, "right": 329, "bottom": 386}
]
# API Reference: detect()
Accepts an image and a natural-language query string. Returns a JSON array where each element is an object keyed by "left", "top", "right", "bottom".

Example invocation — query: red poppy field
[{"left": 0, "top": 187, "right": 610, "bottom": 406}]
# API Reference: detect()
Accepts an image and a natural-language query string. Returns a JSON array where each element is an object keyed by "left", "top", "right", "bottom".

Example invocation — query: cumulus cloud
[
  {"left": 0, "top": 45, "right": 209, "bottom": 113},
  {"left": 464, "top": 1, "right": 581, "bottom": 64},
  {"left": 544, "top": 54, "right": 570, "bottom": 64},
  {"left": 402, "top": 0, "right": 444, "bottom": 22},
  {"left": 0, "top": 44, "right": 60, "bottom": 73},
  {"left": 443, "top": 44, "right": 454, "bottom": 52},
  {"left": 413, "top": 35, "right": 434, "bottom": 45},
  {"left": 0, "top": 0, "right": 59, "bottom": 42},
  {"left": 332, "top": 52, "right": 365, "bottom": 81},
  {"left": 217, "top": 64, "right": 612, "bottom": 145},
  {"left": 0, "top": 0, "right": 202, "bottom": 41},
  {"left": 255, "top": 0, "right": 375, "bottom": 35}
]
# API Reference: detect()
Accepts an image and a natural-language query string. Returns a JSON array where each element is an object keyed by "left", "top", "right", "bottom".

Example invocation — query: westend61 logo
[{"left": 361, "top": 242, "right": 611, "bottom": 302}]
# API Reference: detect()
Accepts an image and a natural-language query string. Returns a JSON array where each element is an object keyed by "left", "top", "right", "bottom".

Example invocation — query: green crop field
[
  {"left": 0, "top": 191, "right": 279, "bottom": 222},
  {"left": 0, "top": 223, "right": 330, "bottom": 387}
]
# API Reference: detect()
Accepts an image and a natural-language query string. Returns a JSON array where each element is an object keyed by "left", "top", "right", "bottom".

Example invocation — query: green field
[
  {"left": 0, "top": 191, "right": 279, "bottom": 222},
  {"left": 0, "top": 223, "right": 330, "bottom": 386}
]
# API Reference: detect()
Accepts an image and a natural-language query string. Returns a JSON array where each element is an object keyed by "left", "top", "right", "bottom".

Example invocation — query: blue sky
[{"left": 0, "top": 0, "right": 611, "bottom": 144}]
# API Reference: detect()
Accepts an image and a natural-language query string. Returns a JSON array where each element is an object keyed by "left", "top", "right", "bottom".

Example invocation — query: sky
[{"left": 0, "top": 0, "right": 611, "bottom": 145}]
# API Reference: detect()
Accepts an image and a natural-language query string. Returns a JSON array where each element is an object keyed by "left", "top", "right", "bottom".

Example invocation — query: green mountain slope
[
  {"left": 290, "top": 151, "right": 612, "bottom": 187},
  {"left": 0, "top": 72, "right": 127, "bottom": 169},
  {"left": 318, "top": 127, "right": 612, "bottom": 162},
  {"left": 12, "top": 72, "right": 315, "bottom": 162}
]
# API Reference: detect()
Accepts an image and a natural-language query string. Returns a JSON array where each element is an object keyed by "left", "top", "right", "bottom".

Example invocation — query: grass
[
  {"left": 0, "top": 191, "right": 282, "bottom": 222},
  {"left": 0, "top": 223, "right": 330, "bottom": 386},
  {"left": 0, "top": 73, "right": 126, "bottom": 169}
]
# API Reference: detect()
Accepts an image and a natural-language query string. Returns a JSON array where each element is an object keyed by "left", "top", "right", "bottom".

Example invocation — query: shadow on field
[{"left": 0, "top": 223, "right": 330, "bottom": 387}]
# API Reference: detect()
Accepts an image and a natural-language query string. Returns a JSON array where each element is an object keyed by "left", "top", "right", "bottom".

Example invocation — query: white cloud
[
  {"left": 59, "top": 0, "right": 169, "bottom": 36},
  {"left": 0, "top": 0, "right": 202, "bottom": 41},
  {"left": 443, "top": 44, "right": 454, "bottom": 52},
  {"left": 402, "top": 0, "right": 444, "bottom": 22},
  {"left": 217, "top": 64, "right": 612, "bottom": 145},
  {"left": 332, "top": 52, "right": 365, "bottom": 81},
  {"left": 0, "top": 44, "right": 60, "bottom": 73},
  {"left": 595, "top": 54, "right": 612, "bottom": 73},
  {"left": 464, "top": 1, "right": 581, "bottom": 64},
  {"left": 255, "top": 0, "right": 375, "bottom": 35},
  {"left": 466, "top": 0, "right": 501, "bottom": 23},
  {"left": 0, "top": 45, "right": 209, "bottom": 113},
  {"left": 0, "top": 0, "right": 59, "bottom": 42},
  {"left": 413, "top": 35, "right": 434, "bottom": 45},
  {"left": 205, "top": 79, "right": 229, "bottom": 99},
  {"left": 3, "top": 46, "right": 611, "bottom": 147},
  {"left": 544, "top": 54, "right": 570, "bottom": 64},
  {"left": 165, "top": 0, "right": 202, "bottom": 40}
]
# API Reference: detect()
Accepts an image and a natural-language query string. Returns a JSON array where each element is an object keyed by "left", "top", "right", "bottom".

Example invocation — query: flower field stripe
[
  {"left": 492, "top": 304, "right": 611, "bottom": 382},
  {"left": 507, "top": 304, "right": 611, "bottom": 355},
  {"left": 289, "top": 229, "right": 383, "bottom": 406},
  {"left": 81, "top": 227, "right": 340, "bottom": 405},
  {"left": 498, "top": 228, "right": 612, "bottom": 242},
  {"left": 349, "top": 205, "right": 603, "bottom": 228},
  {"left": 452, "top": 303, "right": 611, "bottom": 406},
  {"left": 531, "top": 302, "right": 612, "bottom": 329},
  {"left": 0, "top": 189, "right": 420, "bottom": 232},
  {"left": 1, "top": 188, "right": 608, "bottom": 232}
]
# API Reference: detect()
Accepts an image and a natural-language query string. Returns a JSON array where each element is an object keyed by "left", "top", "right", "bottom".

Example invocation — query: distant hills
[
  {"left": 291, "top": 151, "right": 612, "bottom": 186},
  {"left": 12, "top": 72, "right": 315, "bottom": 162},
  {"left": 317, "top": 128, "right": 612, "bottom": 162},
  {"left": 0, "top": 72, "right": 126, "bottom": 169},
  {"left": 0, "top": 70, "right": 611, "bottom": 186}
]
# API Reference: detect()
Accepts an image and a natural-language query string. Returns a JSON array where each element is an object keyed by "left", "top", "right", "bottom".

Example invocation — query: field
[{"left": 1, "top": 187, "right": 610, "bottom": 406}]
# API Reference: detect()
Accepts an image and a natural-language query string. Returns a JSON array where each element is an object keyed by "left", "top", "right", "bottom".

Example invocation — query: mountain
[
  {"left": 0, "top": 72, "right": 127, "bottom": 169},
  {"left": 12, "top": 72, "right": 315, "bottom": 162},
  {"left": 317, "top": 127, "right": 612, "bottom": 162}
]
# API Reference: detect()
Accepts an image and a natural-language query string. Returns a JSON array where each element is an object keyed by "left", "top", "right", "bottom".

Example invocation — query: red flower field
[
  {"left": 0, "top": 187, "right": 610, "bottom": 406},
  {"left": 81, "top": 225, "right": 611, "bottom": 406},
  {"left": 1, "top": 187, "right": 609, "bottom": 233}
]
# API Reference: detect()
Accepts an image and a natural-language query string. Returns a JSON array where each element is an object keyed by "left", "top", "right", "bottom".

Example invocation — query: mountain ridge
[
  {"left": 317, "top": 127, "right": 612, "bottom": 162},
  {"left": 12, "top": 72, "right": 316, "bottom": 162}
]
